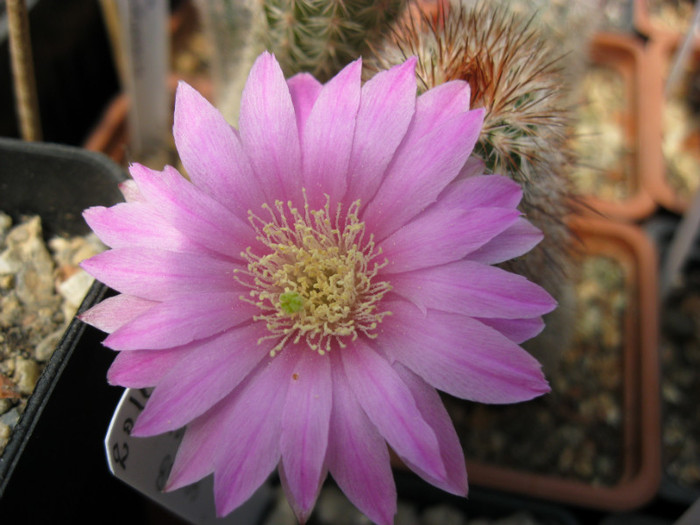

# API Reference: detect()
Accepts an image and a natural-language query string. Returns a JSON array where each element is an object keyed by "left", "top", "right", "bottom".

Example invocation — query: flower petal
[
  {"left": 78, "top": 294, "right": 156, "bottom": 333},
  {"left": 437, "top": 174, "right": 523, "bottom": 211},
  {"left": 129, "top": 163, "right": 256, "bottom": 259},
  {"left": 213, "top": 351, "right": 299, "bottom": 517},
  {"left": 173, "top": 81, "right": 266, "bottom": 218},
  {"left": 103, "top": 292, "right": 256, "bottom": 350},
  {"left": 346, "top": 57, "right": 417, "bottom": 207},
  {"left": 287, "top": 72, "right": 322, "bottom": 135},
  {"left": 107, "top": 346, "right": 189, "bottom": 387},
  {"left": 340, "top": 340, "right": 446, "bottom": 484},
  {"left": 302, "top": 59, "right": 362, "bottom": 209},
  {"left": 131, "top": 324, "right": 269, "bottom": 435},
  {"left": 362, "top": 108, "right": 485, "bottom": 240},
  {"left": 83, "top": 203, "right": 204, "bottom": 252},
  {"left": 392, "top": 363, "right": 467, "bottom": 496},
  {"left": 390, "top": 260, "right": 556, "bottom": 319},
  {"left": 280, "top": 350, "right": 332, "bottom": 522},
  {"left": 467, "top": 218, "right": 544, "bottom": 264},
  {"left": 379, "top": 301, "right": 550, "bottom": 403},
  {"left": 81, "top": 248, "right": 239, "bottom": 301},
  {"left": 118, "top": 179, "right": 143, "bottom": 202},
  {"left": 327, "top": 352, "right": 396, "bottom": 525},
  {"left": 239, "top": 52, "right": 302, "bottom": 204},
  {"left": 477, "top": 316, "right": 546, "bottom": 344},
  {"left": 380, "top": 207, "right": 520, "bottom": 274}
]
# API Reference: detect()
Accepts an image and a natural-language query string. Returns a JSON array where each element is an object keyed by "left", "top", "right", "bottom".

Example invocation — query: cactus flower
[{"left": 80, "top": 52, "right": 555, "bottom": 524}]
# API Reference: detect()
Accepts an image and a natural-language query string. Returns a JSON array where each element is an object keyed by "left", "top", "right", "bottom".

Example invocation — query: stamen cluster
[{"left": 239, "top": 196, "right": 391, "bottom": 356}]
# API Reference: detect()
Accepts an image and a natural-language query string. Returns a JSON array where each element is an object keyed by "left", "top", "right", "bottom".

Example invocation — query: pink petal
[
  {"left": 379, "top": 301, "right": 550, "bottom": 403},
  {"left": 393, "top": 363, "right": 467, "bottom": 496},
  {"left": 362, "top": 108, "right": 485, "bottom": 240},
  {"left": 173, "top": 81, "right": 266, "bottom": 218},
  {"left": 213, "top": 352, "right": 299, "bottom": 517},
  {"left": 467, "top": 218, "right": 544, "bottom": 264},
  {"left": 131, "top": 324, "right": 269, "bottom": 435},
  {"left": 165, "top": 392, "right": 231, "bottom": 492},
  {"left": 340, "top": 340, "right": 446, "bottom": 484},
  {"left": 239, "top": 52, "right": 302, "bottom": 204},
  {"left": 83, "top": 203, "right": 205, "bottom": 252},
  {"left": 80, "top": 248, "right": 239, "bottom": 301},
  {"left": 78, "top": 294, "right": 156, "bottom": 333},
  {"left": 346, "top": 58, "right": 417, "bottom": 207},
  {"left": 279, "top": 458, "right": 326, "bottom": 525},
  {"left": 437, "top": 174, "right": 523, "bottom": 211},
  {"left": 380, "top": 207, "right": 520, "bottom": 274},
  {"left": 287, "top": 73, "right": 322, "bottom": 135},
  {"left": 129, "top": 163, "right": 256, "bottom": 259},
  {"left": 107, "top": 346, "right": 189, "bottom": 387},
  {"left": 390, "top": 260, "right": 556, "bottom": 319},
  {"left": 412, "top": 80, "right": 473, "bottom": 136},
  {"left": 280, "top": 350, "right": 332, "bottom": 522},
  {"left": 103, "top": 292, "right": 256, "bottom": 350},
  {"left": 477, "top": 316, "right": 546, "bottom": 344},
  {"left": 301, "top": 59, "right": 362, "bottom": 209},
  {"left": 327, "top": 353, "right": 396, "bottom": 525}
]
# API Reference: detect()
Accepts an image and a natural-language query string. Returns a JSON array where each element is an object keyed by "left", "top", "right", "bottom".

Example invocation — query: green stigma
[{"left": 279, "top": 291, "right": 303, "bottom": 314}]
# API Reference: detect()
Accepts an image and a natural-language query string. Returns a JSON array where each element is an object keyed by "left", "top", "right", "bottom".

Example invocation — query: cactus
[
  {"left": 261, "top": 0, "right": 407, "bottom": 81},
  {"left": 365, "top": 0, "right": 589, "bottom": 295}
]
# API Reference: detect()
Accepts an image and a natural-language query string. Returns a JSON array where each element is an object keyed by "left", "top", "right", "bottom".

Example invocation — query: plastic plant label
[{"left": 105, "top": 388, "right": 272, "bottom": 524}]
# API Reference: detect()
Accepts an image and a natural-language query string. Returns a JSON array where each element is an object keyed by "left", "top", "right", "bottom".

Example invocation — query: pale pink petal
[
  {"left": 327, "top": 353, "right": 396, "bottom": 525},
  {"left": 302, "top": 59, "right": 362, "bottom": 209},
  {"left": 467, "top": 218, "right": 544, "bottom": 264},
  {"left": 362, "top": 108, "right": 485, "bottom": 240},
  {"left": 280, "top": 350, "right": 332, "bottom": 521},
  {"left": 340, "top": 340, "right": 447, "bottom": 483},
  {"left": 477, "top": 316, "right": 546, "bottom": 344},
  {"left": 107, "top": 346, "right": 189, "bottom": 387},
  {"left": 83, "top": 203, "right": 205, "bottom": 252},
  {"left": 80, "top": 248, "right": 239, "bottom": 301},
  {"left": 173, "top": 81, "right": 266, "bottom": 217},
  {"left": 78, "top": 294, "right": 156, "bottom": 333},
  {"left": 380, "top": 207, "right": 520, "bottom": 274},
  {"left": 346, "top": 58, "right": 417, "bottom": 207},
  {"left": 213, "top": 351, "right": 299, "bottom": 516},
  {"left": 239, "top": 52, "right": 302, "bottom": 204},
  {"left": 393, "top": 363, "right": 467, "bottom": 496},
  {"left": 118, "top": 179, "right": 143, "bottom": 202},
  {"left": 379, "top": 301, "right": 550, "bottom": 403},
  {"left": 132, "top": 324, "right": 269, "bottom": 436},
  {"left": 130, "top": 163, "right": 257, "bottom": 259},
  {"left": 103, "top": 292, "right": 256, "bottom": 350},
  {"left": 390, "top": 260, "right": 556, "bottom": 318},
  {"left": 287, "top": 73, "right": 322, "bottom": 135}
]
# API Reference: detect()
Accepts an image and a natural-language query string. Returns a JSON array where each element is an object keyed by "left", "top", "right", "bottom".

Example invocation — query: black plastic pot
[{"left": 0, "top": 138, "right": 172, "bottom": 522}]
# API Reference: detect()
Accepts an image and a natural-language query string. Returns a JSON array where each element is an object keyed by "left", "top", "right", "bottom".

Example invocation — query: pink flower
[{"left": 80, "top": 52, "right": 555, "bottom": 524}]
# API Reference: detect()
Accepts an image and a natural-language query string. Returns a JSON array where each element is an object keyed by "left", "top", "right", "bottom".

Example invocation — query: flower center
[{"left": 239, "top": 195, "right": 391, "bottom": 356}]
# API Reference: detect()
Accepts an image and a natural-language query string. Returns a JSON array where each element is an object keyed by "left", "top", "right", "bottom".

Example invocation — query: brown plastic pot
[
  {"left": 644, "top": 31, "right": 700, "bottom": 214},
  {"left": 437, "top": 217, "right": 661, "bottom": 512},
  {"left": 576, "top": 32, "right": 657, "bottom": 221}
]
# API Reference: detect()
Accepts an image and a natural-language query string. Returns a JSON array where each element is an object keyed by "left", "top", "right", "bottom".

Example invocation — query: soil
[
  {"left": 661, "top": 265, "right": 700, "bottom": 490},
  {"left": 0, "top": 212, "right": 103, "bottom": 457},
  {"left": 572, "top": 64, "right": 635, "bottom": 202}
]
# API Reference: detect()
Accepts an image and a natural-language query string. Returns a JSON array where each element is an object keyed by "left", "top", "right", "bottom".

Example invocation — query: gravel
[{"left": 0, "top": 212, "right": 103, "bottom": 457}]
